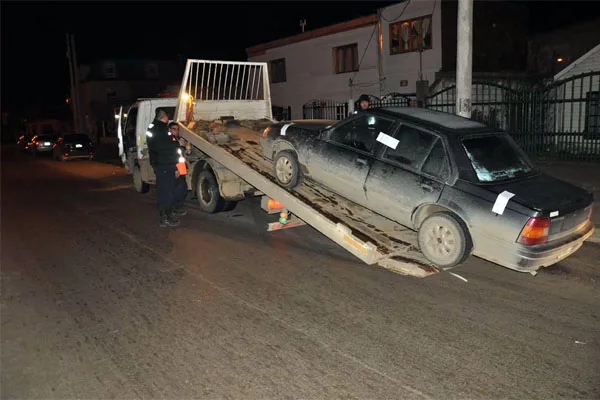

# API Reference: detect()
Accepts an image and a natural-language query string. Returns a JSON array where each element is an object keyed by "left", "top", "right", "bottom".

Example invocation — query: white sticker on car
[
  {"left": 550, "top": 210, "right": 559, "bottom": 217},
  {"left": 376, "top": 132, "right": 399, "bottom": 149},
  {"left": 492, "top": 191, "right": 515, "bottom": 215},
  {"left": 280, "top": 123, "right": 293, "bottom": 136}
]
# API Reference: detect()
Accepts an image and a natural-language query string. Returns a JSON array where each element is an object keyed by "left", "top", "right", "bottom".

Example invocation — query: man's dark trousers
[
  {"left": 154, "top": 165, "right": 176, "bottom": 214},
  {"left": 174, "top": 175, "right": 188, "bottom": 209}
]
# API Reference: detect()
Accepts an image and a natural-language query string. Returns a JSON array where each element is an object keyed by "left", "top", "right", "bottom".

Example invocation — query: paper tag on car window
[
  {"left": 280, "top": 123, "right": 293, "bottom": 136},
  {"left": 492, "top": 191, "right": 515, "bottom": 215},
  {"left": 376, "top": 132, "right": 399, "bottom": 150}
]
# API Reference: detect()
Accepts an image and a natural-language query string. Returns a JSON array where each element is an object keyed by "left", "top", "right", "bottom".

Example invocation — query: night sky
[{"left": 2, "top": 1, "right": 600, "bottom": 118}]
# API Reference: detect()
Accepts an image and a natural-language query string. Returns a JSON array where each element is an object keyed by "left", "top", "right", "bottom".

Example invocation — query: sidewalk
[{"left": 537, "top": 161, "right": 600, "bottom": 244}]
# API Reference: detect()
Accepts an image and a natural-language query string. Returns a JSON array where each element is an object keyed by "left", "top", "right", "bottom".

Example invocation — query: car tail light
[{"left": 518, "top": 217, "right": 550, "bottom": 245}]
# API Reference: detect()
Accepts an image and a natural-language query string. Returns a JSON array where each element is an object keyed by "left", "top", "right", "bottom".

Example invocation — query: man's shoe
[
  {"left": 172, "top": 207, "right": 187, "bottom": 216},
  {"left": 160, "top": 213, "right": 180, "bottom": 227}
]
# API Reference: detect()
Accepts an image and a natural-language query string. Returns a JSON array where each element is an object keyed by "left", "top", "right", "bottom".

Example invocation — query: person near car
[
  {"left": 145, "top": 109, "right": 183, "bottom": 227},
  {"left": 168, "top": 122, "right": 189, "bottom": 216},
  {"left": 353, "top": 94, "right": 370, "bottom": 114}
]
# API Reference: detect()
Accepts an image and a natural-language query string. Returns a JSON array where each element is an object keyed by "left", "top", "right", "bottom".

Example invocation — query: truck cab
[{"left": 116, "top": 98, "right": 178, "bottom": 192}]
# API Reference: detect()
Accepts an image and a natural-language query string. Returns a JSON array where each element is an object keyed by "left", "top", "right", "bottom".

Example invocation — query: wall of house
[
  {"left": 248, "top": 24, "right": 379, "bottom": 119},
  {"left": 379, "top": 0, "right": 442, "bottom": 95},
  {"left": 550, "top": 48, "right": 600, "bottom": 148}
]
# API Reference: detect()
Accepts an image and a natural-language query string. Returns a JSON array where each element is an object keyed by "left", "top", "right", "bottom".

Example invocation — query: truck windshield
[{"left": 462, "top": 134, "right": 535, "bottom": 182}]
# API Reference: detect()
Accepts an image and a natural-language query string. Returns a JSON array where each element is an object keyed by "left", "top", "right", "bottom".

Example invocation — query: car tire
[
  {"left": 417, "top": 212, "right": 472, "bottom": 269},
  {"left": 273, "top": 150, "right": 301, "bottom": 189},
  {"left": 133, "top": 164, "right": 150, "bottom": 193},
  {"left": 197, "top": 169, "right": 228, "bottom": 213}
]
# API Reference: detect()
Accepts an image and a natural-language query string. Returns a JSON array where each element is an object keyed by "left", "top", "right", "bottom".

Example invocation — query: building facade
[
  {"left": 77, "top": 59, "right": 182, "bottom": 140},
  {"left": 246, "top": 0, "right": 529, "bottom": 119}
]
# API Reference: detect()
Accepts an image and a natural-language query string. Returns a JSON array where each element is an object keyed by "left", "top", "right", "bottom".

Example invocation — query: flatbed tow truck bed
[{"left": 179, "top": 122, "right": 439, "bottom": 278}]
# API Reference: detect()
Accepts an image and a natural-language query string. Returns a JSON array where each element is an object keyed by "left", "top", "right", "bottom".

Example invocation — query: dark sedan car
[
  {"left": 260, "top": 107, "right": 594, "bottom": 272},
  {"left": 29, "top": 134, "right": 59, "bottom": 156},
  {"left": 53, "top": 133, "right": 94, "bottom": 161}
]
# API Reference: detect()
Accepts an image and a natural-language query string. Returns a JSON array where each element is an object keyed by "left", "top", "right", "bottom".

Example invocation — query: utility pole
[
  {"left": 69, "top": 34, "right": 83, "bottom": 132},
  {"left": 456, "top": 0, "right": 473, "bottom": 118},
  {"left": 66, "top": 33, "right": 79, "bottom": 132}
]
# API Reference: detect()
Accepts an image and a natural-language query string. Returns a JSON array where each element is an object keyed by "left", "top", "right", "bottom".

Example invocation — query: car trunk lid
[{"left": 490, "top": 173, "right": 593, "bottom": 239}]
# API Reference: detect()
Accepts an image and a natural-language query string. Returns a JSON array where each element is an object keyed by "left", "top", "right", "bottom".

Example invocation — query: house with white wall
[
  {"left": 247, "top": 0, "right": 530, "bottom": 120},
  {"left": 546, "top": 44, "right": 600, "bottom": 154},
  {"left": 246, "top": 14, "right": 381, "bottom": 119},
  {"left": 246, "top": 0, "right": 443, "bottom": 119}
]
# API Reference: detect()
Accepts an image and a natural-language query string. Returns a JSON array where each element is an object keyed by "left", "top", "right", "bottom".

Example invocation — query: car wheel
[
  {"left": 273, "top": 150, "right": 300, "bottom": 189},
  {"left": 133, "top": 164, "right": 150, "bottom": 193},
  {"left": 197, "top": 169, "right": 228, "bottom": 213},
  {"left": 417, "top": 212, "right": 471, "bottom": 269}
]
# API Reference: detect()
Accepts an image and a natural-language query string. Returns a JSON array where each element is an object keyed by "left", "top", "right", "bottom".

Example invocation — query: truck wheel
[
  {"left": 133, "top": 164, "right": 150, "bottom": 193},
  {"left": 417, "top": 212, "right": 471, "bottom": 269},
  {"left": 273, "top": 150, "right": 300, "bottom": 189},
  {"left": 197, "top": 169, "right": 228, "bottom": 213}
]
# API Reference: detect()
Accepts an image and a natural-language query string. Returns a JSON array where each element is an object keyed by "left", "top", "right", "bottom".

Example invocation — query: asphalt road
[{"left": 2, "top": 147, "right": 599, "bottom": 399}]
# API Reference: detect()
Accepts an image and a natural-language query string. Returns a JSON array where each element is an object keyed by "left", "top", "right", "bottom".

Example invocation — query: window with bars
[
  {"left": 269, "top": 58, "right": 287, "bottom": 83},
  {"left": 585, "top": 91, "right": 600, "bottom": 137},
  {"left": 389, "top": 15, "right": 433, "bottom": 55},
  {"left": 333, "top": 43, "right": 359, "bottom": 74}
]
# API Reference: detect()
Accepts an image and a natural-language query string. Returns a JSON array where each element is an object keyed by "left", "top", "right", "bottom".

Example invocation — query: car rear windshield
[
  {"left": 38, "top": 135, "right": 58, "bottom": 141},
  {"left": 462, "top": 134, "right": 534, "bottom": 182},
  {"left": 64, "top": 134, "right": 90, "bottom": 143}
]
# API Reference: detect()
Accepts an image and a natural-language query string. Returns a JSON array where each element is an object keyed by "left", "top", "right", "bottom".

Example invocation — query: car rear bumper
[{"left": 483, "top": 221, "right": 594, "bottom": 273}]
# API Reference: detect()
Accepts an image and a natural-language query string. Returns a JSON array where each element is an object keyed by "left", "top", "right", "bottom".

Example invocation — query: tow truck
[{"left": 117, "top": 59, "right": 438, "bottom": 278}]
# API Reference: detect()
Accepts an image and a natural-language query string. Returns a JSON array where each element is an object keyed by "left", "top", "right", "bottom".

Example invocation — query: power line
[
  {"left": 379, "top": 0, "right": 411, "bottom": 23},
  {"left": 350, "top": 19, "right": 378, "bottom": 85}
]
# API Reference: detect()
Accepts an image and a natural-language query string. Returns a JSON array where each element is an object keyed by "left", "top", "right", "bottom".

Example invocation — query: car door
[
  {"left": 310, "top": 113, "right": 396, "bottom": 206},
  {"left": 364, "top": 123, "right": 451, "bottom": 227}
]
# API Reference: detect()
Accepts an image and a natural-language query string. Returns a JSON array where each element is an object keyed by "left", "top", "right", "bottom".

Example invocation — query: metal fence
[
  {"left": 301, "top": 72, "right": 600, "bottom": 161},
  {"left": 303, "top": 99, "right": 349, "bottom": 120},
  {"left": 426, "top": 72, "right": 600, "bottom": 161}
]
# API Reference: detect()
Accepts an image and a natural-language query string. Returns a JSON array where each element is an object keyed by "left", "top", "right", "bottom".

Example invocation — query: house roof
[
  {"left": 246, "top": 14, "right": 378, "bottom": 58},
  {"left": 554, "top": 43, "right": 600, "bottom": 80}
]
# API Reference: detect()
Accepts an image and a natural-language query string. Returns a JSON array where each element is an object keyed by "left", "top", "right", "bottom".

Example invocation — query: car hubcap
[
  {"left": 424, "top": 224, "right": 457, "bottom": 260},
  {"left": 275, "top": 157, "right": 293, "bottom": 184}
]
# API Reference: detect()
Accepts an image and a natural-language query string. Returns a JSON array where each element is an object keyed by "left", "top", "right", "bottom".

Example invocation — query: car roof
[{"left": 370, "top": 107, "right": 494, "bottom": 135}]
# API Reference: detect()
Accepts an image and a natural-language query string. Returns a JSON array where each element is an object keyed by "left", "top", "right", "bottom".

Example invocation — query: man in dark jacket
[
  {"left": 146, "top": 109, "right": 181, "bottom": 227},
  {"left": 354, "top": 94, "right": 370, "bottom": 114}
]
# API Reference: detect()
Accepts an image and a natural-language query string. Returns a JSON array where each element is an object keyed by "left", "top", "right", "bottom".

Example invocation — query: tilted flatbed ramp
[{"left": 179, "top": 123, "right": 439, "bottom": 278}]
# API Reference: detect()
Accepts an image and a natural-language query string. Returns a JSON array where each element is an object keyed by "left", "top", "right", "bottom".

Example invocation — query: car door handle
[
  {"left": 355, "top": 157, "right": 367, "bottom": 166},
  {"left": 421, "top": 183, "right": 434, "bottom": 192}
]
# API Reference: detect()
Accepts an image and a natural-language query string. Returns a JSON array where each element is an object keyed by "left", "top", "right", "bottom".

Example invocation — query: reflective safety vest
[{"left": 176, "top": 148, "right": 187, "bottom": 176}]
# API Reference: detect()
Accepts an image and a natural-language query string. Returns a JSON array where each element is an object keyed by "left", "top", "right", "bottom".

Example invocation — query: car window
[
  {"left": 125, "top": 107, "right": 138, "bottom": 136},
  {"left": 63, "top": 134, "right": 90, "bottom": 143},
  {"left": 382, "top": 125, "right": 436, "bottom": 168},
  {"left": 462, "top": 134, "right": 534, "bottom": 182},
  {"left": 421, "top": 140, "right": 450, "bottom": 180},
  {"left": 328, "top": 113, "right": 394, "bottom": 153}
]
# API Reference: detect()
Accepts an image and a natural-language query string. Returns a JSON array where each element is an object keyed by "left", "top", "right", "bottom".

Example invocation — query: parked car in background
[
  {"left": 52, "top": 133, "right": 94, "bottom": 161},
  {"left": 260, "top": 107, "right": 594, "bottom": 272},
  {"left": 17, "top": 133, "right": 33, "bottom": 152},
  {"left": 29, "top": 134, "right": 59, "bottom": 156}
]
